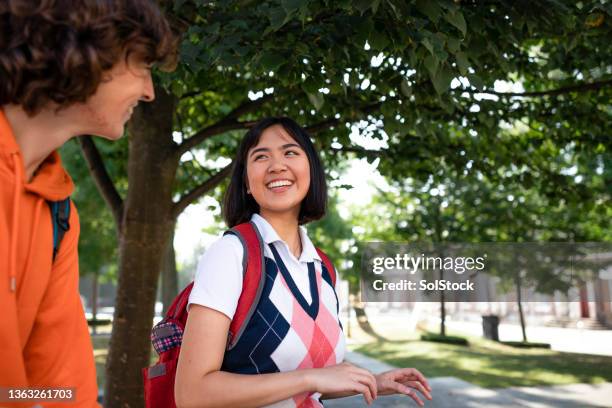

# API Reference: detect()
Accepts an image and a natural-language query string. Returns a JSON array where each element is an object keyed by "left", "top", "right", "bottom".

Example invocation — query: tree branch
[
  {"left": 172, "top": 162, "right": 233, "bottom": 218},
  {"left": 227, "top": 94, "right": 273, "bottom": 119},
  {"left": 78, "top": 136, "right": 124, "bottom": 229},
  {"left": 306, "top": 99, "right": 388, "bottom": 135},
  {"left": 176, "top": 94, "right": 273, "bottom": 156},
  {"left": 330, "top": 145, "right": 387, "bottom": 158},
  {"left": 460, "top": 79, "right": 612, "bottom": 98},
  {"left": 179, "top": 90, "right": 203, "bottom": 100}
]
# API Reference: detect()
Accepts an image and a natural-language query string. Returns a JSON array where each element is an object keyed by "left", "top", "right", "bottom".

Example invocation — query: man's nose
[{"left": 141, "top": 72, "right": 155, "bottom": 102}]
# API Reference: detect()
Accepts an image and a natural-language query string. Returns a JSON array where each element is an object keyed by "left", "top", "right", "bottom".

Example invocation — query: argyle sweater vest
[{"left": 221, "top": 245, "right": 345, "bottom": 407}]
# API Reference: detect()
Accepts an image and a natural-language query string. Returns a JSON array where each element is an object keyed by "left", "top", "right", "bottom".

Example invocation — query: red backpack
[{"left": 142, "top": 221, "right": 337, "bottom": 408}]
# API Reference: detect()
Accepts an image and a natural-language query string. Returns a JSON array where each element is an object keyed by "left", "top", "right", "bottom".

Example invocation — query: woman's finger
[
  {"left": 349, "top": 366, "right": 378, "bottom": 399},
  {"left": 352, "top": 381, "right": 374, "bottom": 405},
  {"left": 396, "top": 368, "right": 431, "bottom": 391},
  {"left": 399, "top": 380, "right": 432, "bottom": 401},
  {"left": 385, "top": 381, "right": 425, "bottom": 407},
  {"left": 354, "top": 371, "right": 378, "bottom": 400},
  {"left": 400, "top": 385, "right": 425, "bottom": 407}
]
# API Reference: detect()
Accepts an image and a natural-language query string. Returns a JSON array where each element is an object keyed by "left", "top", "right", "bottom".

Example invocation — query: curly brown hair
[{"left": 0, "top": 0, "right": 178, "bottom": 115}]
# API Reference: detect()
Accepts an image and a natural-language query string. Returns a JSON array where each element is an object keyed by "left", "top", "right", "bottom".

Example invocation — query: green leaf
[
  {"left": 306, "top": 92, "right": 324, "bottom": 110},
  {"left": 455, "top": 52, "right": 469, "bottom": 75},
  {"left": 422, "top": 37, "right": 435, "bottom": 55},
  {"left": 400, "top": 78, "right": 412, "bottom": 98},
  {"left": 371, "top": 0, "right": 382, "bottom": 14},
  {"left": 180, "top": 42, "right": 200, "bottom": 67},
  {"left": 267, "top": 8, "right": 289, "bottom": 32},
  {"left": 439, "top": 97, "right": 455, "bottom": 114},
  {"left": 432, "top": 64, "right": 453, "bottom": 94},
  {"left": 444, "top": 10, "right": 467, "bottom": 36},
  {"left": 467, "top": 74, "right": 485, "bottom": 91},
  {"left": 446, "top": 36, "right": 461, "bottom": 53},
  {"left": 259, "top": 51, "right": 286, "bottom": 71},
  {"left": 302, "top": 77, "right": 320, "bottom": 93},
  {"left": 354, "top": 0, "right": 372, "bottom": 15},
  {"left": 173, "top": 0, "right": 187, "bottom": 12},
  {"left": 386, "top": 0, "right": 401, "bottom": 19},
  {"left": 416, "top": 0, "right": 442, "bottom": 24},
  {"left": 424, "top": 54, "right": 439, "bottom": 78},
  {"left": 369, "top": 29, "right": 390, "bottom": 50},
  {"left": 281, "top": 0, "right": 304, "bottom": 15}
]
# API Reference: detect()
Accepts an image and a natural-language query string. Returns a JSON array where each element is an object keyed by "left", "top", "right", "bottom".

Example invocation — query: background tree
[{"left": 68, "top": 1, "right": 611, "bottom": 405}]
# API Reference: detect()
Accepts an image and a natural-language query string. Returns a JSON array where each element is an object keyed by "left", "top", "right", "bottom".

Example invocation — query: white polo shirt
[{"left": 188, "top": 213, "right": 338, "bottom": 319}]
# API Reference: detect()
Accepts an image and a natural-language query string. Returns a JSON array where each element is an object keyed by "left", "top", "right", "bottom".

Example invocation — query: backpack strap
[
  {"left": 169, "top": 282, "right": 195, "bottom": 322},
  {"left": 224, "top": 221, "right": 266, "bottom": 350},
  {"left": 48, "top": 197, "right": 71, "bottom": 262},
  {"left": 154, "top": 221, "right": 265, "bottom": 354},
  {"left": 316, "top": 247, "right": 336, "bottom": 288}
]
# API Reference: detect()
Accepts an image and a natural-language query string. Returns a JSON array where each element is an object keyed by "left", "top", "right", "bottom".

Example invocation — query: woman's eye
[
  {"left": 286, "top": 150, "right": 299, "bottom": 156},
  {"left": 254, "top": 154, "right": 266, "bottom": 161}
]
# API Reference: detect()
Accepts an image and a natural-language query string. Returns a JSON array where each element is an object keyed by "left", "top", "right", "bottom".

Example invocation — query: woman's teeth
[{"left": 267, "top": 180, "right": 293, "bottom": 189}]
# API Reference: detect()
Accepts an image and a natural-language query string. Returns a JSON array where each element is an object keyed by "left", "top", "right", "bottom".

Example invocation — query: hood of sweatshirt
[
  {"left": 0, "top": 109, "right": 74, "bottom": 292},
  {"left": 0, "top": 110, "right": 74, "bottom": 200}
]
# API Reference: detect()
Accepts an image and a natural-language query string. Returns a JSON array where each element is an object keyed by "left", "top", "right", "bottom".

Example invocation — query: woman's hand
[
  {"left": 375, "top": 368, "right": 432, "bottom": 406},
  {"left": 307, "top": 362, "right": 378, "bottom": 405}
]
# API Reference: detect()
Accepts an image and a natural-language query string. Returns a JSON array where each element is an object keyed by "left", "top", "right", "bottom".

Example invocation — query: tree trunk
[
  {"left": 440, "top": 268, "right": 446, "bottom": 337},
  {"left": 92, "top": 271, "right": 98, "bottom": 335},
  {"left": 516, "top": 271, "right": 527, "bottom": 343},
  {"left": 161, "top": 227, "right": 178, "bottom": 315},
  {"left": 353, "top": 302, "right": 386, "bottom": 341},
  {"left": 104, "top": 88, "right": 178, "bottom": 408}
]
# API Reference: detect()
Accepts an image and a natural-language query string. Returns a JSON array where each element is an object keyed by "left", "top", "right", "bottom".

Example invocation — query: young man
[{"left": 0, "top": 0, "right": 176, "bottom": 405}]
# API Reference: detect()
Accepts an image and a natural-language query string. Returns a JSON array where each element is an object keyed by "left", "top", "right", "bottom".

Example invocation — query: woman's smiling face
[{"left": 246, "top": 124, "right": 311, "bottom": 219}]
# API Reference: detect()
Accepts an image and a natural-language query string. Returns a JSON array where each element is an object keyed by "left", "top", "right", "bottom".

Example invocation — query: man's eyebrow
[{"left": 249, "top": 143, "right": 301, "bottom": 157}]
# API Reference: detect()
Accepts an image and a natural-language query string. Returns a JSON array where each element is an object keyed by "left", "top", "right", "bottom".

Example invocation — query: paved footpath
[{"left": 324, "top": 352, "right": 612, "bottom": 408}]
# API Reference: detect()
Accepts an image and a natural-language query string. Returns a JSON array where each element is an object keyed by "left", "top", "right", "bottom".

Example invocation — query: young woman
[
  {"left": 175, "top": 117, "right": 432, "bottom": 407},
  {"left": 0, "top": 1, "right": 175, "bottom": 405}
]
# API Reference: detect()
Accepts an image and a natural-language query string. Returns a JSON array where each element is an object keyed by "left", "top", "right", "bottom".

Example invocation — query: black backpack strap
[{"left": 48, "top": 197, "right": 71, "bottom": 262}]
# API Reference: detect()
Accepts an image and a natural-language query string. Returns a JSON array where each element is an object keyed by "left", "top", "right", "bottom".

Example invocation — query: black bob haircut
[{"left": 223, "top": 117, "right": 327, "bottom": 228}]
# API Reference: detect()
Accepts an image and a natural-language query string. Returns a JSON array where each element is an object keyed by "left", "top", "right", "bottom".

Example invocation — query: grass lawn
[
  {"left": 92, "top": 334, "right": 111, "bottom": 391},
  {"left": 349, "top": 331, "right": 612, "bottom": 389}
]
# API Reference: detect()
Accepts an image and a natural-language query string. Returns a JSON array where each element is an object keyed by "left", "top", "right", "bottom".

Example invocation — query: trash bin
[{"left": 482, "top": 315, "right": 500, "bottom": 341}]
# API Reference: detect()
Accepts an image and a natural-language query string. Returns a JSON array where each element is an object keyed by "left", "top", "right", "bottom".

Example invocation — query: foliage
[
  {"left": 59, "top": 138, "right": 127, "bottom": 281},
  {"left": 156, "top": 0, "right": 611, "bottom": 295},
  {"left": 162, "top": 0, "right": 611, "bottom": 204},
  {"left": 307, "top": 193, "right": 354, "bottom": 277}
]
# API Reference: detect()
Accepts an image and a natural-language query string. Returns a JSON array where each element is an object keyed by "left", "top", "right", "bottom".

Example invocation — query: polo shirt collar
[{"left": 251, "top": 213, "right": 321, "bottom": 263}]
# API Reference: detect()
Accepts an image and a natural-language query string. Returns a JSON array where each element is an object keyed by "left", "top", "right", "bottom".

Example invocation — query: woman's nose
[{"left": 268, "top": 156, "right": 287, "bottom": 173}]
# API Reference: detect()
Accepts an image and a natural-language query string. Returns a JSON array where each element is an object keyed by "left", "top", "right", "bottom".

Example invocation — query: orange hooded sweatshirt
[{"left": 0, "top": 110, "right": 99, "bottom": 407}]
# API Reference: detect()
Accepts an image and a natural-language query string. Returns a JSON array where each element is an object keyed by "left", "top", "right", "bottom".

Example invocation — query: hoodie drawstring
[
  {"left": 17, "top": 199, "right": 44, "bottom": 296},
  {"left": 9, "top": 154, "right": 22, "bottom": 292},
  {"left": 9, "top": 154, "right": 46, "bottom": 293}
]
